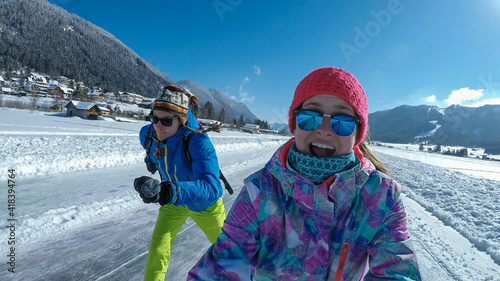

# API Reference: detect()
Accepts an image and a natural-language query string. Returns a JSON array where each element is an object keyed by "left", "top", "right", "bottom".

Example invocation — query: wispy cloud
[
  {"left": 414, "top": 87, "right": 440, "bottom": 106},
  {"left": 241, "top": 96, "right": 255, "bottom": 103},
  {"left": 444, "top": 87, "right": 484, "bottom": 106},
  {"left": 237, "top": 77, "right": 255, "bottom": 102},
  {"left": 239, "top": 77, "right": 250, "bottom": 92},
  {"left": 424, "top": 95, "right": 437, "bottom": 103},
  {"left": 254, "top": 65, "right": 261, "bottom": 75},
  {"left": 232, "top": 67, "right": 261, "bottom": 104}
]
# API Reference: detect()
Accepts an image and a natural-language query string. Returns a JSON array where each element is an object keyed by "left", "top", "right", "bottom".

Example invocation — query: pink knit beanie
[{"left": 288, "top": 67, "right": 368, "bottom": 145}]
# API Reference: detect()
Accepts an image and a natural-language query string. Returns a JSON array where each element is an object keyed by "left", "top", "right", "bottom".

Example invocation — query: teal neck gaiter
[{"left": 287, "top": 143, "right": 356, "bottom": 182}]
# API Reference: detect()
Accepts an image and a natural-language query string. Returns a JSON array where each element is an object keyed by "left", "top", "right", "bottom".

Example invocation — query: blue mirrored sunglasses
[{"left": 293, "top": 109, "right": 362, "bottom": 137}]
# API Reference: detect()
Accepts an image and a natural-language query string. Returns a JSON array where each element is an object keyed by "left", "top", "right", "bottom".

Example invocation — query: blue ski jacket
[{"left": 139, "top": 110, "right": 223, "bottom": 212}]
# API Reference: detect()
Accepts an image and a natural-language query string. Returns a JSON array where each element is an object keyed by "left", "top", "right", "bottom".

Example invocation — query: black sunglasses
[{"left": 150, "top": 115, "right": 179, "bottom": 126}]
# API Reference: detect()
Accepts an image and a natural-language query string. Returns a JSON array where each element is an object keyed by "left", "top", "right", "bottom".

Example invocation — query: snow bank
[
  {"left": 18, "top": 191, "right": 141, "bottom": 242},
  {"left": 1, "top": 135, "right": 144, "bottom": 180},
  {"left": 0, "top": 108, "right": 290, "bottom": 181},
  {"left": 376, "top": 152, "right": 500, "bottom": 266}
]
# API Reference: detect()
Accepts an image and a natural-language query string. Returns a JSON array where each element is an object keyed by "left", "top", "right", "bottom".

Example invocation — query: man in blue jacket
[{"left": 133, "top": 84, "right": 225, "bottom": 281}]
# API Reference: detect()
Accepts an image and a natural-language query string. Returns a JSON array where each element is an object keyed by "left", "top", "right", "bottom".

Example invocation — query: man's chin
[{"left": 156, "top": 132, "right": 169, "bottom": 141}]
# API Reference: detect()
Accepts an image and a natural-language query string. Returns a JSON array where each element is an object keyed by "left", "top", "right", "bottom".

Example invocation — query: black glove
[
  {"left": 133, "top": 176, "right": 174, "bottom": 205},
  {"left": 158, "top": 181, "right": 174, "bottom": 206},
  {"left": 145, "top": 156, "right": 157, "bottom": 174},
  {"left": 134, "top": 176, "right": 160, "bottom": 203},
  {"left": 134, "top": 176, "right": 153, "bottom": 192}
]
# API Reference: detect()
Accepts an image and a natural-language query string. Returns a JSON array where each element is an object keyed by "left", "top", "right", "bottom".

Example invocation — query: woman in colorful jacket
[
  {"left": 188, "top": 67, "right": 421, "bottom": 280},
  {"left": 133, "top": 84, "right": 226, "bottom": 281}
]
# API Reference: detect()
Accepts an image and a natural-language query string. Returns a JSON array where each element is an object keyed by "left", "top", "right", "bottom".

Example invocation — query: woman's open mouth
[{"left": 310, "top": 142, "right": 336, "bottom": 157}]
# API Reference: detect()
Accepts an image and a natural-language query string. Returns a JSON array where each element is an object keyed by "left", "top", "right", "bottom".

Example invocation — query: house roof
[
  {"left": 243, "top": 124, "right": 260, "bottom": 129},
  {"left": 119, "top": 92, "right": 143, "bottom": 98},
  {"left": 65, "top": 101, "right": 101, "bottom": 111},
  {"left": 29, "top": 72, "right": 50, "bottom": 79},
  {"left": 95, "top": 103, "right": 112, "bottom": 112},
  {"left": 98, "top": 106, "right": 110, "bottom": 112},
  {"left": 48, "top": 84, "right": 74, "bottom": 94}
]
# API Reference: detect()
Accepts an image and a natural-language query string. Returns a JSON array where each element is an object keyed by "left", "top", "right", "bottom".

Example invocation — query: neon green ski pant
[{"left": 143, "top": 197, "right": 225, "bottom": 281}]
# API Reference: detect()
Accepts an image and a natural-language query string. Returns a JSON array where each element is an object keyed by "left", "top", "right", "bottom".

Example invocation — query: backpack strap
[
  {"left": 144, "top": 130, "right": 159, "bottom": 177},
  {"left": 145, "top": 130, "right": 153, "bottom": 152},
  {"left": 183, "top": 134, "right": 194, "bottom": 164},
  {"left": 182, "top": 133, "right": 233, "bottom": 195}
]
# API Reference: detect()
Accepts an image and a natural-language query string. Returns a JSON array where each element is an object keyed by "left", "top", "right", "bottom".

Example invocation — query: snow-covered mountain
[
  {"left": 369, "top": 104, "right": 500, "bottom": 154},
  {"left": 0, "top": 0, "right": 262, "bottom": 122},
  {"left": 0, "top": 0, "right": 175, "bottom": 95},
  {"left": 270, "top": 122, "right": 290, "bottom": 134},
  {"left": 177, "top": 80, "right": 259, "bottom": 122}
]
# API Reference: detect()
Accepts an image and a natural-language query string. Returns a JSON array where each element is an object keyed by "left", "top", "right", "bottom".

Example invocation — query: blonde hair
[{"left": 358, "top": 141, "right": 388, "bottom": 174}]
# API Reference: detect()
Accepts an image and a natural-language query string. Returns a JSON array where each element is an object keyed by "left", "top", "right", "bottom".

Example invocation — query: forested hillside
[{"left": 0, "top": 0, "right": 174, "bottom": 96}]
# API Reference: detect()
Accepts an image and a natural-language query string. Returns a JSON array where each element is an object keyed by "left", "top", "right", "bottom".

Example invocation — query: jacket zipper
[{"left": 333, "top": 243, "right": 350, "bottom": 281}]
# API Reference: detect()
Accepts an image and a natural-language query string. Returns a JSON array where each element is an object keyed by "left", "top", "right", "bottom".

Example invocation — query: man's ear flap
[{"left": 189, "top": 95, "right": 199, "bottom": 107}]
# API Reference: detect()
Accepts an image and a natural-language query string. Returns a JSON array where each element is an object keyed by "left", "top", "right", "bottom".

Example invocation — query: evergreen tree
[
  {"left": 238, "top": 114, "right": 244, "bottom": 127},
  {"left": 218, "top": 108, "right": 226, "bottom": 123},
  {"left": 191, "top": 103, "right": 200, "bottom": 117},
  {"left": 72, "top": 88, "right": 84, "bottom": 100},
  {"left": 0, "top": 0, "right": 174, "bottom": 98},
  {"left": 204, "top": 101, "right": 214, "bottom": 119}
]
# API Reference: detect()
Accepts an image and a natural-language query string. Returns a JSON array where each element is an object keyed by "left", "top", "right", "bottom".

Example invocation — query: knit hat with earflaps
[
  {"left": 153, "top": 84, "right": 199, "bottom": 124},
  {"left": 152, "top": 84, "right": 220, "bottom": 138},
  {"left": 288, "top": 67, "right": 368, "bottom": 146}
]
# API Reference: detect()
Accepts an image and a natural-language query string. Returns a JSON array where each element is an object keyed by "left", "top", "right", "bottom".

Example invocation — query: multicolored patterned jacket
[{"left": 188, "top": 140, "right": 421, "bottom": 280}]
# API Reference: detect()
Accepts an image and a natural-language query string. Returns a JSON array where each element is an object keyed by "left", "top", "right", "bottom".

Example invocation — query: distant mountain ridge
[
  {"left": 177, "top": 80, "right": 258, "bottom": 121},
  {"left": 369, "top": 104, "right": 500, "bottom": 154},
  {"left": 0, "top": 0, "right": 260, "bottom": 121}
]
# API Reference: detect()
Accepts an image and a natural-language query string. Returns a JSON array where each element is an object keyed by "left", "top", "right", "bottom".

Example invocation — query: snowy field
[{"left": 1, "top": 108, "right": 500, "bottom": 280}]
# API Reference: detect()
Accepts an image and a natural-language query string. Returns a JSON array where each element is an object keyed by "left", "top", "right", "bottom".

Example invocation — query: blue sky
[{"left": 49, "top": 0, "right": 500, "bottom": 123}]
